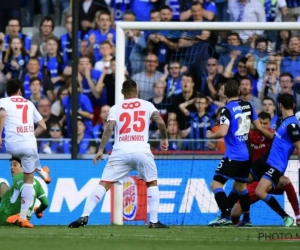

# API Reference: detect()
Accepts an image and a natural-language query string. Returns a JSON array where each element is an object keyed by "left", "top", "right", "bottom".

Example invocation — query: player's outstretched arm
[
  {"left": 34, "top": 119, "right": 47, "bottom": 137},
  {"left": 151, "top": 111, "right": 168, "bottom": 152},
  {"left": 93, "top": 120, "right": 116, "bottom": 165},
  {"left": 252, "top": 120, "right": 274, "bottom": 140}
]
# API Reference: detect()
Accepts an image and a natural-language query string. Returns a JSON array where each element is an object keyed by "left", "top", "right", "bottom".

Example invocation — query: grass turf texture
[{"left": 0, "top": 226, "right": 300, "bottom": 250}]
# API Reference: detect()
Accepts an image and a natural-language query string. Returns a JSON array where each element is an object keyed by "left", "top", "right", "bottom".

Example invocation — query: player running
[
  {"left": 206, "top": 80, "right": 273, "bottom": 227},
  {"left": 248, "top": 93, "right": 300, "bottom": 227},
  {"left": 0, "top": 157, "right": 49, "bottom": 227},
  {"left": 230, "top": 112, "right": 300, "bottom": 225},
  {"left": 0, "top": 79, "right": 50, "bottom": 228},
  {"left": 68, "top": 79, "right": 169, "bottom": 228}
]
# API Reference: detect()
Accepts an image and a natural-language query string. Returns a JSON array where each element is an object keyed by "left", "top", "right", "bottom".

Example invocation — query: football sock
[
  {"left": 81, "top": 185, "right": 106, "bottom": 217},
  {"left": 284, "top": 183, "right": 300, "bottom": 216},
  {"left": 147, "top": 186, "right": 159, "bottom": 223},
  {"left": 238, "top": 189, "right": 250, "bottom": 221},
  {"left": 263, "top": 194, "right": 288, "bottom": 218},
  {"left": 228, "top": 187, "right": 239, "bottom": 210},
  {"left": 213, "top": 188, "right": 230, "bottom": 217},
  {"left": 20, "top": 184, "right": 34, "bottom": 220}
]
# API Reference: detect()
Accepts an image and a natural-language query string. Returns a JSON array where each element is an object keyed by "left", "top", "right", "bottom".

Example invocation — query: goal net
[{"left": 111, "top": 22, "right": 300, "bottom": 226}]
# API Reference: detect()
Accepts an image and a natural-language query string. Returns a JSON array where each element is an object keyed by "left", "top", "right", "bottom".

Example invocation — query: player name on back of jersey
[
  {"left": 233, "top": 104, "right": 250, "bottom": 112},
  {"left": 16, "top": 125, "right": 34, "bottom": 134},
  {"left": 119, "top": 135, "right": 145, "bottom": 142}
]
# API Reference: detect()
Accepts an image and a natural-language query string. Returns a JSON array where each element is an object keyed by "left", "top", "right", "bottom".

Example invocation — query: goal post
[{"left": 112, "top": 22, "right": 300, "bottom": 226}]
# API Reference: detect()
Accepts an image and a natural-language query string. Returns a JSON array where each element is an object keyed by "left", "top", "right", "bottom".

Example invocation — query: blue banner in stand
[{"left": 0, "top": 159, "right": 297, "bottom": 226}]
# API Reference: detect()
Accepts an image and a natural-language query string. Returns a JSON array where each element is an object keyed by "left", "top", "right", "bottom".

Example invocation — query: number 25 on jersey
[{"left": 119, "top": 111, "right": 146, "bottom": 134}]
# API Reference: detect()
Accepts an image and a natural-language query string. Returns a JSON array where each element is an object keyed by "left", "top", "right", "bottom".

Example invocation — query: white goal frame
[{"left": 112, "top": 22, "right": 300, "bottom": 225}]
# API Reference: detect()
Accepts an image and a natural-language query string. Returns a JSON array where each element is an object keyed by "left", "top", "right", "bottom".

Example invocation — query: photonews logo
[
  {"left": 258, "top": 232, "right": 300, "bottom": 241},
  {"left": 123, "top": 177, "right": 138, "bottom": 220}
]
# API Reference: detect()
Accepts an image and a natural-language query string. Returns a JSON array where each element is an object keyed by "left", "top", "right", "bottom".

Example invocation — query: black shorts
[
  {"left": 250, "top": 158, "right": 282, "bottom": 188},
  {"left": 213, "top": 157, "right": 251, "bottom": 184}
]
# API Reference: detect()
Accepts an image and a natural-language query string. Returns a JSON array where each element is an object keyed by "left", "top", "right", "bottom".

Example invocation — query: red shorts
[{"left": 236, "top": 181, "right": 284, "bottom": 204}]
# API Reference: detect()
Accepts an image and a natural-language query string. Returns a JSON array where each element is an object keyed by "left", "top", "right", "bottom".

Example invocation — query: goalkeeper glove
[{"left": 34, "top": 206, "right": 43, "bottom": 219}]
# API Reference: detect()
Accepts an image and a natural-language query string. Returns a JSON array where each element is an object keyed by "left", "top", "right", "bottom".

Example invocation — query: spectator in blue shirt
[
  {"left": 215, "top": 0, "right": 229, "bottom": 21},
  {"left": 27, "top": 77, "right": 47, "bottom": 107},
  {"left": 78, "top": 0, "right": 109, "bottom": 35},
  {"left": 22, "top": 57, "right": 54, "bottom": 101},
  {"left": 150, "top": 8, "right": 161, "bottom": 21},
  {"left": 62, "top": 81, "right": 94, "bottom": 137},
  {"left": 110, "top": 0, "right": 131, "bottom": 22},
  {"left": 60, "top": 14, "right": 82, "bottom": 76},
  {"left": 166, "top": 119, "right": 183, "bottom": 150},
  {"left": 4, "top": 18, "right": 31, "bottom": 53},
  {"left": 4, "top": 37, "right": 29, "bottom": 81},
  {"left": 78, "top": 56, "right": 104, "bottom": 109},
  {"left": 160, "top": 5, "right": 173, "bottom": 21},
  {"left": 180, "top": 94, "right": 212, "bottom": 150},
  {"left": 280, "top": 37, "right": 300, "bottom": 87},
  {"left": 218, "top": 32, "right": 248, "bottom": 71},
  {"left": 131, "top": 0, "right": 158, "bottom": 21},
  {"left": 159, "top": 61, "right": 186, "bottom": 97},
  {"left": 123, "top": 11, "right": 147, "bottom": 75},
  {"left": 201, "top": 58, "right": 225, "bottom": 99},
  {"left": 40, "top": 37, "right": 66, "bottom": 89},
  {"left": 180, "top": 0, "right": 216, "bottom": 21},
  {"left": 39, "top": 122, "right": 70, "bottom": 154},
  {"left": 167, "top": 0, "right": 181, "bottom": 20},
  {"left": 223, "top": 56, "right": 259, "bottom": 97},
  {"left": 76, "top": 116, "right": 97, "bottom": 154},
  {"left": 85, "top": 12, "right": 116, "bottom": 62}
]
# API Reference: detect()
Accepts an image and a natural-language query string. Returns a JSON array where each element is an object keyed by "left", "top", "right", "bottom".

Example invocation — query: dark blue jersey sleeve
[{"left": 287, "top": 123, "right": 300, "bottom": 143}]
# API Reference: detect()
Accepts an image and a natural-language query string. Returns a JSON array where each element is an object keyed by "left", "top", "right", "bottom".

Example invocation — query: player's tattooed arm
[
  {"left": 99, "top": 120, "right": 116, "bottom": 151},
  {"left": 151, "top": 111, "right": 168, "bottom": 140}
]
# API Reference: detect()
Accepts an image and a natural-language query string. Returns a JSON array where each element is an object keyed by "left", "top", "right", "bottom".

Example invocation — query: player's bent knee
[{"left": 255, "top": 187, "right": 266, "bottom": 200}]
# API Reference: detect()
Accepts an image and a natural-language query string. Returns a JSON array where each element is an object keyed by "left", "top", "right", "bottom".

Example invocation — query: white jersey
[
  {"left": 108, "top": 98, "right": 158, "bottom": 155},
  {"left": 0, "top": 96, "right": 43, "bottom": 150}
]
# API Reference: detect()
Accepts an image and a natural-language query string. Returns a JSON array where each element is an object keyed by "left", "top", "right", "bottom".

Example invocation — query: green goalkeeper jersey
[{"left": 0, "top": 173, "right": 48, "bottom": 224}]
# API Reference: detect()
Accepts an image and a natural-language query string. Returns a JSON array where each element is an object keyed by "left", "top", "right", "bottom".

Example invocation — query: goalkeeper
[{"left": 0, "top": 157, "right": 48, "bottom": 228}]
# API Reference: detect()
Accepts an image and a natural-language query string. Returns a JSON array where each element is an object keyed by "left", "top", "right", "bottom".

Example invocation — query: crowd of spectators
[{"left": 0, "top": 0, "right": 300, "bottom": 154}]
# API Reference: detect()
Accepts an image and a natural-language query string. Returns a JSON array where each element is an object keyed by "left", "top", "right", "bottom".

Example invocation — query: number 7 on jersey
[{"left": 16, "top": 104, "right": 28, "bottom": 124}]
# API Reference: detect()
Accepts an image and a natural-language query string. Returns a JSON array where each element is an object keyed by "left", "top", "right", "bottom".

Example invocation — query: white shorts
[
  {"left": 7, "top": 148, "right": 41, "bottom": 174},
  {"left": 101, "top": 152, "right": 157, "bottom": 183}
]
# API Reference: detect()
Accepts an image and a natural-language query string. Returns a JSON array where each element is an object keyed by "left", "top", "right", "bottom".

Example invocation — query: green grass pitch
[{"left": 0, "top": 226, "right": 300, "bottom": 250}]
